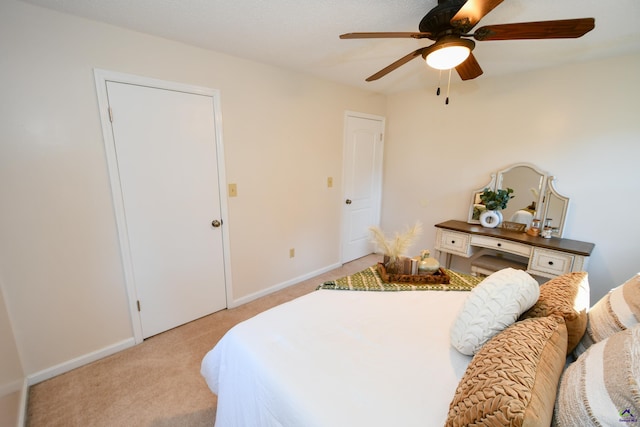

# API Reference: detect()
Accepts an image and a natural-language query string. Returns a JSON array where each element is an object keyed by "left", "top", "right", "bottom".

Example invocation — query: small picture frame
[{"left": 501, "top": 221, "right": 526, "bottom": 232}]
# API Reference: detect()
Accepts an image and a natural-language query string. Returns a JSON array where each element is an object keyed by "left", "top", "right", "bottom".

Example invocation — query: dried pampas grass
[{"left": 369, "top": 222, "right": 422, "bottom": 261}]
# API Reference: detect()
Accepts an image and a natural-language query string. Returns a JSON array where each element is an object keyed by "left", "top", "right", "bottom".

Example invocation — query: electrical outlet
[
  {"left": 289, "top": 248, "right": 295, "bottom": 258},
  {"left": 327, "top": 177, "right": 333, "bottom": 188},
  {"left": 228, "top": 183, "right": 238, "bottom": 197}
]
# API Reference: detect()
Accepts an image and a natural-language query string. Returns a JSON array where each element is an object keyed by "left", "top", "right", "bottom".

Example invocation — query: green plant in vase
[
  {"left": 479, "top": 187, "right": 514, "bottom": 211},
  {"left": 478, "top": 187, "right": 514, "bottom": 228}
]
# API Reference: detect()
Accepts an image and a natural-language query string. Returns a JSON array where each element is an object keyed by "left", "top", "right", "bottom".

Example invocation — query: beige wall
[
  {"left": 0, "top": 0, "right": 385, "bottom": 377},
  {"left": 382, "top": 52, "right": 640, "bottom": 303}
]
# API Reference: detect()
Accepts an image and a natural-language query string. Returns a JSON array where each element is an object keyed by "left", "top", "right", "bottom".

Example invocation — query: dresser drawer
[
  {"left": 530, "top": 249, "right": 575, "bottom": 276},
  {"left": 470, "top": 235, "right": 531, "bottom": 258},
  {"left": 436, "top": 229, "right": 471, "bottom": 257}
]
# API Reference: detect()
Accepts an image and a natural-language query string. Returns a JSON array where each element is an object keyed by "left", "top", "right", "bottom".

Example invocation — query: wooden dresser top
[{"left": 435, "top": 220, "right": 595, "bottom": 257}]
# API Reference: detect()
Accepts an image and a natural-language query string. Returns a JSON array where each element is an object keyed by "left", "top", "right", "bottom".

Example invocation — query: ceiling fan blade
[
  {"left": 473, "top": 18, "right": 595, "bottom": 41},
  {"left": 340, "top": 32, "right": 432, "bottom": 40},
  {"left": 451, "top": 0, "right": 505, "bottom": 32},
  {"left": 455, "top": 53, "right": 483, "bottom": 80},
  {"left": 365, "top": 47, "right": 428, "bottom": 81}
]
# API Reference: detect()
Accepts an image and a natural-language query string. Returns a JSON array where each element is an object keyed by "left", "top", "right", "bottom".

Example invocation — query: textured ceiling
[{"left": 20, "top": 0, "right": 640, "bottom": 94}]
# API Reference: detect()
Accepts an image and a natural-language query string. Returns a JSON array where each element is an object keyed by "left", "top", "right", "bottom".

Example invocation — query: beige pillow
[
  {"left": 553, "top": 324, "right": 640, "bottom": 426},
  {"left": 574, "top": 273, "right": 640, "bottom": 357},
  {"left": 520, "top": 272, "right": 589, "bottom": 354},
  {"left": 446, "top": 316, "right": 568, "bottom": 427}
]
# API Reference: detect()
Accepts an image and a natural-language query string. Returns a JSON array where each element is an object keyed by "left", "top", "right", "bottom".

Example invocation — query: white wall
[
  {"left": 0, "top": 0, "right": 385, "bottom": 377},
  {"left": 382, "top": 53, "right": 640, "bottom": 303}
]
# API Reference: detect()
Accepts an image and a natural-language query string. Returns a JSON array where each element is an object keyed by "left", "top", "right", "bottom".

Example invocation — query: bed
[{"left": 201, "top": 265, "right": 640, "bottom": 427}]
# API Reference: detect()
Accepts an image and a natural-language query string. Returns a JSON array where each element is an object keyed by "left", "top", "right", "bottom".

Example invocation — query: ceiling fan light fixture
[{"left": 425, "top": 37, "right": 475, "bottom": 70}]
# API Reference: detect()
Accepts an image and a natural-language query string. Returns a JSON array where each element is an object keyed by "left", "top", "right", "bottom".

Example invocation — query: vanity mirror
[
  {"left": 468, "top": 174, "right": 496, "bottom": 223},
  {"left": 467, "top": 163, "right": 570, "bottom": 237},
  {"left": 496, "top": 163, "right": 546, "bottom": 228},
  {"left": 542, "top": 177, "right": 570, "bottom": 237}
]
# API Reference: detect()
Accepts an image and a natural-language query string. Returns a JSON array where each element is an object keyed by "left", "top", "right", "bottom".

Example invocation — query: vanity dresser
[
  {"left": 435, "top": 220, "right": 594, "bottom": 279},
  {"left": 435, "top": 163, "right": 595, "bottom": 279}
]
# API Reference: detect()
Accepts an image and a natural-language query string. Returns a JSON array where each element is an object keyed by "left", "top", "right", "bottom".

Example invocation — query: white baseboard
[
  {"left": 0, "top": 378, "right": 28, "bottom": 427},
  {"left": 18, "top": 378, "right": 28, "bottom": 427},
  {"left": 24, "top": 260, "right": 338, "bottom": 383},
  {"left": 27, "top": 338, "right": 135, "bottom": 386},
  {"left": 230, "top": 262, "right": 342, "bottom": 308}
]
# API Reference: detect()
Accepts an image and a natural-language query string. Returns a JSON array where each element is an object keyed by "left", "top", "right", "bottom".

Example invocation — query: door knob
[
  {"left": 211, "top": 219, "right": 222, "bottom": 228},
  {"left": 345, "top": 199, "right": 352, "bottom": 205}
]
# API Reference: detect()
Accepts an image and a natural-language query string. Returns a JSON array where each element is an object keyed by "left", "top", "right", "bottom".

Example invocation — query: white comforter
[{"left": 201, "top": 289, "right": 473, "bottom": 427}]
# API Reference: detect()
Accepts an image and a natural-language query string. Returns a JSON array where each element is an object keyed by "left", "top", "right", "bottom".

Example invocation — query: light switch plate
[{"left": 228, "top": 183, "right": 238, "bottom": 197}]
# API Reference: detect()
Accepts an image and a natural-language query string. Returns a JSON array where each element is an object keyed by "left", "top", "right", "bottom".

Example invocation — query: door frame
[
  {"left": 340, "top": 111, "right": 385, "bottom": 263},
  {"left": 94, "top": 69, "right": 233, "bottom": 343}
]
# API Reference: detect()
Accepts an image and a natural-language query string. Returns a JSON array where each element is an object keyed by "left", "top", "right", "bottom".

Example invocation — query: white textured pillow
[{"left": 450, "top": 267, "right": 540, "bottom": 355}]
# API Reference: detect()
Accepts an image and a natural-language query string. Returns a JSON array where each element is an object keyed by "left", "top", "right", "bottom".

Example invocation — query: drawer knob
[
  {"left": 548, "top": 261, "right": 554, "bottom": 266},
  {"left": 451, "top": 240, "right": 456, "bottom": 244},
  {"left": 497, "top": 243, "right": 502, "bottom": 247}
]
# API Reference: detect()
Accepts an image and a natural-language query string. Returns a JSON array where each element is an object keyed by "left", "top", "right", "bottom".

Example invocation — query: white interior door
[
  {"left": 341, "top": 113, "right": 385, "bottom": 263},
  {"left": 105, "top": 81, "right": 227, "bottom": 339}
]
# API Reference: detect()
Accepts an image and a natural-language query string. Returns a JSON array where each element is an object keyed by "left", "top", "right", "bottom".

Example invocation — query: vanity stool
[{"left": 470, "top": 254, "right": 528, "bottom": 277}]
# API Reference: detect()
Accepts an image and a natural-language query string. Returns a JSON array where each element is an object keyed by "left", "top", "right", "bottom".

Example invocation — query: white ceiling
[{"left": 21, "top": 0, "right": 640, "bottom": 94}]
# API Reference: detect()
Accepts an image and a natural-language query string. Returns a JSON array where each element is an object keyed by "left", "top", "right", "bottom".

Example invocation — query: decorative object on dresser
[
  {"left": 434, "top": 220, "right": 595, "bottom": 279},
  {"left": 501, "top": 221, "right": 527, "bottom": 232},
  {"left": 478, "top": 187, "right": 514, "bottom": 228}
]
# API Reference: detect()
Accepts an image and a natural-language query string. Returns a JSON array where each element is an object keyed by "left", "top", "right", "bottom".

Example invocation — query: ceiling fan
[{"left": 340, "top": 0, "right": 595, "bottom": 82}]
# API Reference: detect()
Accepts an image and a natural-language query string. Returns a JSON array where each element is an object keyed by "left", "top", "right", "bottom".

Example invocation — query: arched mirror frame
[
  {"left": 495, "top": 163, "right": 547, "bottom": 226},
  {"left": 542, "top": 177, "right": 570, "bottom": 238},
  {"left": 467, "top": 173, "right": 496, "bottom": 224},
  {"left": 467, "top": 163, "right": 570, "bottom": 237}
]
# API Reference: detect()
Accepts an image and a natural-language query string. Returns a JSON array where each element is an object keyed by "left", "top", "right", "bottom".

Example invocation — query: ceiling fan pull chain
[
  {"left": 445, "top": 69, "right": 452, "bottom": 105},
  {"left": 437, "top": 70, "right": 441, "bottom": 96}
]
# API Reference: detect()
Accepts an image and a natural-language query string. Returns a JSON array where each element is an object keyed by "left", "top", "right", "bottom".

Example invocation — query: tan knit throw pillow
[
  {"left": 520, "top": 272, "right": 589, "bottom": 355},
  {"left": 446, "top": 316, "right": 568, "bottom": 427}
]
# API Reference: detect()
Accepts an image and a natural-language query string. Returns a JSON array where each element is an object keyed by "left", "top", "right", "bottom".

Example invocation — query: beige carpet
[{"left": 27, "top": 254, "right": 381, "bottom": 426}]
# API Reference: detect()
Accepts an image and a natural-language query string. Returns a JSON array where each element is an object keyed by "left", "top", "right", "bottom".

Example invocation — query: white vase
[{"left": 480, "top": 210, "right": 502, "bottom": 228}]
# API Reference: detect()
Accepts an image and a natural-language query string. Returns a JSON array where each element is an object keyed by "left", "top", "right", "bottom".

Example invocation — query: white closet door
[{"left": 106, "top": 81, "right": 227, "bottom": 338}]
